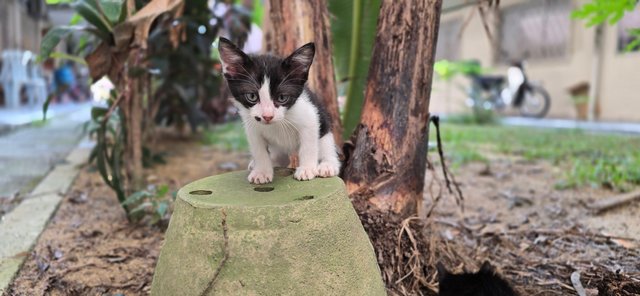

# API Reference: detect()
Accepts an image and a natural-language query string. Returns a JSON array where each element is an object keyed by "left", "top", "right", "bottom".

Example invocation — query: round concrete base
[{"left": 150, "top": 168, "right": 386, "bottom": 295}]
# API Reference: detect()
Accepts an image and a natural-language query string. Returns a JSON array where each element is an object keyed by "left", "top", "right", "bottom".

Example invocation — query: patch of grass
[
  {"left": 31, "top": 119, "right": 49, "bottom": 128},
  {"left": 432, "top": 123, "right": 640, "bottom": 191},
  {"left": 202, "top": 121, "right": 248, "bottom": 151}
]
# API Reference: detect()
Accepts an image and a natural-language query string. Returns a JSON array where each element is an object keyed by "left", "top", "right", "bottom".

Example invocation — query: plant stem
[{"left": 341, "top": 0, "right": 363, "bottom": 139}]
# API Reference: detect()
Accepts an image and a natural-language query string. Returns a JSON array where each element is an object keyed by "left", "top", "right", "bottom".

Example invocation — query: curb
[{"left": 0, "top": 138, "right": 94, "bottom": 293}]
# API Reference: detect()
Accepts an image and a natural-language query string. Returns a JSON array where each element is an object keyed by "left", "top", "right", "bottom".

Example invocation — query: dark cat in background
[{"left": 437, "top": 261, "right": 518, "bottom": 296}]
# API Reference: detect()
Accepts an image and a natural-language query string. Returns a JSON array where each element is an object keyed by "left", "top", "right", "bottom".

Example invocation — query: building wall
[
  {"left": 0, "top": 0, "right": 45, "bottom": 52},
  {"left": 432, "top": 0, "right": 640, "bottom": 122}
]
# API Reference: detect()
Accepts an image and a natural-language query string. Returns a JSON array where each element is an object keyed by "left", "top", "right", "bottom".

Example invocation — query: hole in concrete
[
  {"left": 254, "top": 187, "right": 274, "bottom": 192},
  {"left": 190, "top": 190, "right": 213, "bottom": 195},
  {"left": 295, "top": 195, "right": 315, "bottom": 201}
]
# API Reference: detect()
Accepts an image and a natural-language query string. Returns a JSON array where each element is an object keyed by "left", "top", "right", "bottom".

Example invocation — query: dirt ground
[
  {"left": 7, "top": 134, "right": 250, "bottom": 296},
  {"left": 6, "top": 136, "right": 640, "bottom": 295}
]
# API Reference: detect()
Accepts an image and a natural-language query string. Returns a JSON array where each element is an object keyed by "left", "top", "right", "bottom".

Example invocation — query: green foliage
[
  {"left": 433, "top": 123, "right": 640, "bottom": 191},
  {"left": 446, "top": 111, "right": 498, "bottom": 125},
  {"left": 122, "top": 184, "right": 175, "bottom": 225},
  {"left": 40, "top": 26, "right": 85, "bottom": 60},
  {"left": 625, "top": 28, "right": 640, "bottom": 52},
  {"left": 330, "top": 0, "right": 381, "bottom": 139},
  {"left": 99, "top": 0, "right": 127, "bottom": 25},
  {"left": 202, "top": 121, "right": 248, "bottom": 151},
  {"left": 251, "top": 0, "right": 264, "bottom": 25},
  {"left": 86, "top": 97, "right": 127, "bottom": 205},
  {"left": 571, "top": 0, "right": 637, "bottom": 27},
  {"left": 39, "top": 0, "right": 124, "bottom": 60},
  {"left": 71, "top": 0, "right": 115, "bottom": 34},
  {"left": 148, "top": 0, "right": 241, "bottom": 131},
  {"left": 572, "top": 0, "right": 639, "bottom": 53},
  {"left": 434, "top": 60, "right": 484, "bottom": 82}
]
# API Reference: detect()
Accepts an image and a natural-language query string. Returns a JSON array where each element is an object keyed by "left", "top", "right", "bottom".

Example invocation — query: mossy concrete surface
[{"left": 151, "top": 168, "right": 386, "bottom": 296}]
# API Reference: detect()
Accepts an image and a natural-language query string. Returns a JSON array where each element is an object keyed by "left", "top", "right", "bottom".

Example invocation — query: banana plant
[
  {"left": 329, "top": 0, "right": 381, "bottom": 139},
  {"left": 41, "top": 0, "right": 184, "bottom": 221}
]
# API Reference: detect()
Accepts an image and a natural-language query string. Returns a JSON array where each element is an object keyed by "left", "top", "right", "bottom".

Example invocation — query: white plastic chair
[
  {"left": 24, "top": 52, "right": 48, "bottom": 106},
  {"left": 0, "top": 50, "right": 48, "bottom": 108},
  {"left": 0, "top": 50, "right": 29, "bottom": 108}
]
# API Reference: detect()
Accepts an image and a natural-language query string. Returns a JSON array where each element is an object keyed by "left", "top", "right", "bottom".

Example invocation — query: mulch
[{"left": 6, "top": 135, "right": 640, "bottom": 295}]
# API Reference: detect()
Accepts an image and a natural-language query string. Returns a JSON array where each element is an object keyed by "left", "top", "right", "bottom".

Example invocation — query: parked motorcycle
[{"left": 466, "top": 61, "right": 551, "bottom": 118}]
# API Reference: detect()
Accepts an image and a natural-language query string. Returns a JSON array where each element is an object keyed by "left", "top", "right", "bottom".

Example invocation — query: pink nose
[{"left": 262, "top": 115, "right": 274, "bottom": 123}]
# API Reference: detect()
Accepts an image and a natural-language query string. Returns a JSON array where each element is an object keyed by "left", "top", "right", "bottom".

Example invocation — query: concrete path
[
  {"left": 0, "top": 139, "right": 93, "bottom": 293},
  {"left": 0, "top": 103, "right": 90, "bottom": 199},
  {"left": 501, "top": 117, "right": 640, "bottom": 135}
]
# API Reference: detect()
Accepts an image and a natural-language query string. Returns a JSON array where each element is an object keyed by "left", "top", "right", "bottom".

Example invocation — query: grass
[
  {"left": 203, "top": 120, "right": 640, "bottom": 192},
  {"left": 432, "top": 123, "right": 640, "bottom": 191},
  {"left": 202, "top": 121, "right": 248, "bottom": 151}
]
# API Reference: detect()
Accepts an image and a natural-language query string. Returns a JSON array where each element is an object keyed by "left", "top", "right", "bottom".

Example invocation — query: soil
[
  {"left": 6, "top": 135, "right": 640, "bottom": 295},
  {"left": 6, "top": 133, "right": 250, "bottom": 296}
]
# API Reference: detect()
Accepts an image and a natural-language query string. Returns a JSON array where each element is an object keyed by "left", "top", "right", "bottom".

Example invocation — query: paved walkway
[
  {"left": 0, "top": 103, "right": 91, "bottom": 198},
  {"left": 501, "top": 117, "right": 640, "bottom": 135}
]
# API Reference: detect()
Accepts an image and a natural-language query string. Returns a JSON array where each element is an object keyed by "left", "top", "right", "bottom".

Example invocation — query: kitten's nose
[{"left": 262, "top": 115, "right": 274, "bottom": 123}]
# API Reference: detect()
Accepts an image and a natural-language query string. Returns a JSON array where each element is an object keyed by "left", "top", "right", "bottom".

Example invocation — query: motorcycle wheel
[{"left": 519, "top": 85, "right": 551, "bottom": 118}]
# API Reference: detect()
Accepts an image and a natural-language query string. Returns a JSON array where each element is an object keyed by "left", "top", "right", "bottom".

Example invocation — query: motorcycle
[{"left": 466, "top": 61, "right": 551, "bottom": 118}]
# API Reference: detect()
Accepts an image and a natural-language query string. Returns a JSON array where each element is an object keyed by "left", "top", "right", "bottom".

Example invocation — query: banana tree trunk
[
  {"left": 343, "top": 0, "right": 442, "bottom": 217},
  {"left": 122, "top": 48, "right": 145, "bottom": 194},
  {"left": 265, "top": 0, "right": 342, "bottom": 146}
]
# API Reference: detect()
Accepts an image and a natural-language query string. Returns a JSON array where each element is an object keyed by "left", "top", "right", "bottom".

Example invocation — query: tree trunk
[
  {"left": 122, "top": 48, "right": 145, "bottom": 195},
  {"left": 343, "top": 0, "right": 442, "bottom": 217},
  {"left": 265, "top": 0, "right": 342, "bottom": 145}
]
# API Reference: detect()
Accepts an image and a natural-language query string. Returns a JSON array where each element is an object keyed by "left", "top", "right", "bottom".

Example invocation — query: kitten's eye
[
  {"left": 244, "top": 93, "right": 258, "bottom": 103},
  {"left": 276, "top": 95, "right": 289, "bottom": 104}
]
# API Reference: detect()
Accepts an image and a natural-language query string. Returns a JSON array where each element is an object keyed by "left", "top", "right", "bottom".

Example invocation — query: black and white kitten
[
  {"left": 217, "top": 37, "right": 341, "bottom": 184},
  {"left": 437, "top": 261, "right": 518, "bottom": 296}
]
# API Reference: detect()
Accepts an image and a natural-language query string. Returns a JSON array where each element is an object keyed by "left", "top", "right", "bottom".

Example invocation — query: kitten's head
[{"left": 218, "top": 37, "right": 315, "bottom": 124}]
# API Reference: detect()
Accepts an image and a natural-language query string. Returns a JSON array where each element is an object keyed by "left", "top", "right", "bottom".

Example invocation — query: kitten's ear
[
  {"left": 218, "top": 37, "right": 251, "bottom": 76},
  {"left": 282, "top": 42, "right": 315, "bottom": 75},
  {"left": 436, "top": 262, "right": 449, "bottom": 282},
  {"left": 479, "top": 261, "right": 494, "bottom": 273}
]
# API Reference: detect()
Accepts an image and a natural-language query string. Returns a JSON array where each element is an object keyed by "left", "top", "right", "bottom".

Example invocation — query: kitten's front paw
[
  {"left": 294, "top": 166, "right": 316, "bottom": 181},
  {"left": 248, "top": 169, "right": 273, "bottom": 184},
  {"left": 316, "top": 162, "right": 340, "bottom": 178}
]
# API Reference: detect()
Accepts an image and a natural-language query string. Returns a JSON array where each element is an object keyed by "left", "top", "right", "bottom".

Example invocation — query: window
[
  {"left": 617, "top": 8, "right": 640, "bottom": 53},
  {"left": 498, "top": 0, "right": 571, "bottom": 63},
  {"left": 435, "top": 18, "right": 463, "bottom": 61}
]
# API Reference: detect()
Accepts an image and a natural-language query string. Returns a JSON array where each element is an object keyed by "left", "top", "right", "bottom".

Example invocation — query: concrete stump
[{"left": 151, "top": 168, "right": 386, "bottom": 296}]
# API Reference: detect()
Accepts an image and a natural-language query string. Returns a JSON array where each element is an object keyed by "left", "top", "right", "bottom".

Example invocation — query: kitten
[
  {"left": 217, "top": 37, "right": 341, "bottom": 184},
  {"left": 437, "top": 261, "right": 518, "bottom": 296}
]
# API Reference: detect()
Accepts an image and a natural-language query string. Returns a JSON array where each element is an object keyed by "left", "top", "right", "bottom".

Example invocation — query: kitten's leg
[
  {"left": 294, "top": 126, "right": 319, "bottom": 181},
  {"left": 317, "top": 132, "right": 341, "bottom": 177},
  {"left": 246, "top": 129, "right": 273, "bottom": 184}
]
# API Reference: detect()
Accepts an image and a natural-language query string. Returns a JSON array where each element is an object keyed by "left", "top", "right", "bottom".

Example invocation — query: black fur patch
[{"left": 437, "top": 261, "right": 518, "bottom": 296}]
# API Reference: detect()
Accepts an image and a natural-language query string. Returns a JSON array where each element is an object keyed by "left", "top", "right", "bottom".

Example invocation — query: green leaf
[
  {"left": 69, "top": 13, "right": 83, "bottom": 25},
  {"left": 156, "top": 184, "right": 170, "bottom": 198},
  {"left": 156, "top": 202, "right": 169, "bottom": 217},
  {"left": 72, "top": 0, "right": 113, "bottom": 35},
  {"left": 625, "top": 28, "right": 640, "bottom": 52},
  {"left": 91, "top": 106, "right": 108, "bottom": 120},
  {"left": 122, "top": 191, "right": 152, "bottom": 206},
  {"left": 331, "top": 0, "right": 381, "bottom": 139},
  {"left": 251, "top": 0, "right": 264, "bottom": 25},
  {"left": 42, "top": 92, "right": 55, "bottom": 120},
  {"left": 39, "top": 26, "right": 78, "bottom": 60},
  {"left": 129, "top": 202, "right": 152, "bottom": 215},
  {"left": 99, "top": 0, "right": 126, "bottom": 25},
  {"left": 49, "top": 52, "right": 88, "bottom": 65}
]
